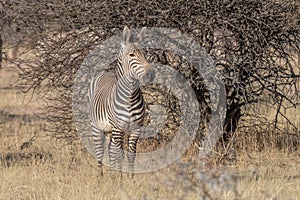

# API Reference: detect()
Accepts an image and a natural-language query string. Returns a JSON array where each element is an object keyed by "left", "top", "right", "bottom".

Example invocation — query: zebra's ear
[
  {"left": 137, "top": 27, "right": 146, "bottom": 43},
  {"left": 123, "top": 26, "right": 131, "bottom": 44}
]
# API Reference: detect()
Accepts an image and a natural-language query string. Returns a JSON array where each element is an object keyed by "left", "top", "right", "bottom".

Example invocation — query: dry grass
[
  {"left": 1, "top": 137, "right": 299, "bottom": 200},
  {"left": 0, "top": 69, "right": 300, "bottom": 200}
]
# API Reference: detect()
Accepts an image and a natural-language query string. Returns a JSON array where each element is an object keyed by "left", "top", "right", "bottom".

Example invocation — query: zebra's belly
[
  {"left": 115, "top": 113, "right": 144, "bottom": 132},
  {"left": 97, "top": 121, "right": 112, "bottom": 132}
]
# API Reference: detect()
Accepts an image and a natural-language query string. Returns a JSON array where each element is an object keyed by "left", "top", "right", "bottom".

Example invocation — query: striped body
[{"left": 89, "top": 26, "right": 154, "bottom": 176}]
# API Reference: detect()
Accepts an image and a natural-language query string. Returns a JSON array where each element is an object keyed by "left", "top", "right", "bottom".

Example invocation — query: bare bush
[{"left": 2, "top": 0, "right": 300, "bottom": 151}]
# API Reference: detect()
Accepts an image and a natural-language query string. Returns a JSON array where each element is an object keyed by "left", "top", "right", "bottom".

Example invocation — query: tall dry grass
[{"left": 0, "top": 67, "right": 300, "bottom": 199}]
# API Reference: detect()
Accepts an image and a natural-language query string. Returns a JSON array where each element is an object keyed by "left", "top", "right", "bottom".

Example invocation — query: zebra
[{"left": 89, "top": 26, "right": 154, "bottom": 177}]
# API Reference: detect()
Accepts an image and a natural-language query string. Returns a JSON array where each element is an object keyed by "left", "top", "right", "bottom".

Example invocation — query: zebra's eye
[{"left": 129, "top": 53, "right": 135, "bottom": 57}]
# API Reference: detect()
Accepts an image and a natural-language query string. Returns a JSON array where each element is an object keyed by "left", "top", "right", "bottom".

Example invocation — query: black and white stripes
[{"left": 89, "top": 26, "right": 154, "bottom": 177}]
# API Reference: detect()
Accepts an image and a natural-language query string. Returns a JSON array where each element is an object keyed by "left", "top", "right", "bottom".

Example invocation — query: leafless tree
[{"left": 3, "top": 0, "right": 299, "bottom": 148}]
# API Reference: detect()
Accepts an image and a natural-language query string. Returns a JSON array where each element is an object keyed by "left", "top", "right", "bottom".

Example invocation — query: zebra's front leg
[
  {"left": 107, "top": 133, "right": 115, "bottom": 171},
  {"left": 128, "top": 129, "right": 141, "bottom": 177},
  {"left": 111, "top": 128, "right": 125, "bottom": 177},
  {"left": 92, "top": 125, "right": 105, "bottom": 176}
]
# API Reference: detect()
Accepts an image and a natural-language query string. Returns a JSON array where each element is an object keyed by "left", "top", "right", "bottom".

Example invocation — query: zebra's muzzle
[{"left": 143, "top": 69, "right": 155, "bottom": 83}]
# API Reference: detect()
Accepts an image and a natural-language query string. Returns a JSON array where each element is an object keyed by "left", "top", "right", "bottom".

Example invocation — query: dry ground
[{"left": 0, "top": 68, "right": 300, "bottom": 200}]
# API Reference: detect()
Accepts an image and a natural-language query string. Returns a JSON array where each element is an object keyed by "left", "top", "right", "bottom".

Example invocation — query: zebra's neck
[
  {"left": 116, "top": 71, "right": 140, "bottom": 96},
  {"left": 116, "top": 59, "right": 123, "bottom": 79},
  {"left": 116, "top": 57, "right": 140, "bottom": 89}
]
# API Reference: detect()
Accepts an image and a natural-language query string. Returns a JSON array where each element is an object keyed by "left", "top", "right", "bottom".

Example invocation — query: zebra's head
[{"left": 117, "top": 26, "right": 155, "bottom": 84}]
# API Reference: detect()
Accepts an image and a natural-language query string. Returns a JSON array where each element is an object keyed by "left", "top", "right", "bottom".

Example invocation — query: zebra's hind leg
[
  {"left": 128, "top": 129, "right": 140, "bottom": 178},
  {"left": 92, "top": 125, "right": 105, "bottom": 176}
]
